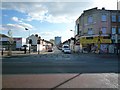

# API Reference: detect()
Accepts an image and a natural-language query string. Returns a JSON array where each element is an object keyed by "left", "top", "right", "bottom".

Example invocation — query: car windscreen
[{"left": 64, "top": 46, "right": 69, "bottom": 48}]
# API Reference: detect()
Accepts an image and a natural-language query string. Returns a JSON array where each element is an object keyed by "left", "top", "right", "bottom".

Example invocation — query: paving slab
[
  {"left": 58, "top": 73, "right": 118, "bottom": 88},
  {"left": 2, "top": 73, "right": 119, "bottom": 89},
  {"left": 2, "top": 74, "right": 78, "bottom": 88}
]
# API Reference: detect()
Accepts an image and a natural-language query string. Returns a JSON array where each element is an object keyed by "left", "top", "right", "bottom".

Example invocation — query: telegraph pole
[{"left": 116, "top": 0, "right": 119, "bottom": 55}]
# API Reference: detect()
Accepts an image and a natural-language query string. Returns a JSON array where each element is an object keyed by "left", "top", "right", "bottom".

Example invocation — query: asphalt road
[{"left": 2, "top": 47, "right": 119, "bottom": 74}]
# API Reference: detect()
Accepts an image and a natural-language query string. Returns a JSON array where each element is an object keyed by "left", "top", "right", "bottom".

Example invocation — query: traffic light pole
[
  {"left": 38, "top": 44, "right": 40, "bottom": 54},
  {"left": 37, "top": 37, "right": 41, "bottom": 54}
]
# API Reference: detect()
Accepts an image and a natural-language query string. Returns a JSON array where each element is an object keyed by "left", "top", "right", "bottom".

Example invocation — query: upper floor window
[
  {"left": 112, "top": 27, "right": 116, "bottom": 34},
  {"left": 112, "top": 15, "right": 116, "bottom": 22},
  {"left": 88, "top": 28, "right": 93, "bottom": 35},
  {"left": 118, "top": 16, "right": 120, "bottom": 22},
  {"left": 88, "top": 16, "right": 93, "bottom": 23},
  {"left": 101, "top": 27, "right": 106, "bottom": 34},
  {"left": 118, "top": 27, "right": 120, "bottom": 34},
  {"left": 101, "top": 14, "right": 107, "bottom": 21}
]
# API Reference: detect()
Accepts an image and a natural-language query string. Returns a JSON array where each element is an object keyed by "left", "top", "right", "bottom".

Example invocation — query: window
[
  {"left": 112, "top": 27, "right": 116, "bottom": 34},
  {"left": 88, "top": 16, "right": 93, "bottom": 23},
  {"left": 86, "top": 37, "right": 93, "bottom": 39},
  {"left": 101, "top": 14, "right": 107, "bottom": 21},
  {"left": 112, "top": 15, "right": 116, "bottom": 22},
  {"left": 118, "top": 27, "right": 120, "bottom": 34},
  {"left": 119, "top": 16, "right": 120, "bottom": 22},
  {"left": 88, "top": 28, "right": 93, "bottom": 35},
  {"left": 101, "top": 27, "right": 106, "bottom": 34},
  {"left": 103, "top": 36, "right": 111, "bottom": 39}
]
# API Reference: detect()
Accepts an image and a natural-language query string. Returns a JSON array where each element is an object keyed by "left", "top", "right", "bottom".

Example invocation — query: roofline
[{"left": 0, "top": 34, "right": 9, "bottom": 38}]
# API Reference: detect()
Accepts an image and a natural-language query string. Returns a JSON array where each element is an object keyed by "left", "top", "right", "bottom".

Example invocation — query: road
[{"left": 2, "top": 46, "right": 119, "bottom": 74}]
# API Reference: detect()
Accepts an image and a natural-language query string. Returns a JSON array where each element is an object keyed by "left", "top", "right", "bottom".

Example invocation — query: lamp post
[
  {"left": 70, "top": 30, "right": 76, "bottom": 52},
  {"left": 37, "top": 36, "right": 41, "bottom": 54},
  {"left": 116, "top": 0, "right": 119, "bottom": 55},
  {"left": 25, "top": 28, "right": 30, "bottom": 54},
  {"left": 8, "top": 30, "right": 13, "bottom": 56},
  {"left": 98, "top": 31, "right": 102, "bottom": 54},
  {"left": 70, "top": 30, "right": 75, "bottom": 37}
]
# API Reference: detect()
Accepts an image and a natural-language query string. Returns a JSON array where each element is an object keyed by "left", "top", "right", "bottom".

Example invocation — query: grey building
[{"left": 55, "top": 36, "right": 61, "bottom": 45}]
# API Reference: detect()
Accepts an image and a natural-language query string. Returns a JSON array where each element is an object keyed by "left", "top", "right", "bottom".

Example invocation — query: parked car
[
  {"left": 0, "top": 48, "right": 6, "bottom": 51},
  {"left": 20, "top": 45, "right": 29, "bottom": 51},
  {"left": 64, "top": 48, "right": 71, "bottom": 54}
]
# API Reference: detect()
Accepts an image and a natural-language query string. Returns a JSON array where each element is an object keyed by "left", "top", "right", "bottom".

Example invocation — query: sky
[{"left": 0, "top": 0, "right": 119, "bottom": 44}]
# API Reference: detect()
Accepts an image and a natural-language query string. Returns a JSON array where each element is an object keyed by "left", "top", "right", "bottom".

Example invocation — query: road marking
[
  {"left": 50, "top": 73, "right": 81, "bottom": 90},
  {"left": 2, "top": 62, "right": 31, "bottom": 64}
]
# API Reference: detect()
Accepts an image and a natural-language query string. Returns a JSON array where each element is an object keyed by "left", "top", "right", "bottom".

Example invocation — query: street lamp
[
  {"left": 70, "top": 30, "right": 76, "bottom": 52},
  {"left": 98, "top": 30, "right": 102, "bottom": 54},
  {"left": 7, "top": 30, "right": 14, "bottom": 56},
  {"left": 25, "top": 28, "right": 30, "bottom": 54},
  {"left": 70, "top": 30, "right": 75, "bottom": 37},
  {"left": 37, "top": 36, "right": 41, "bottom": 54},
  {"left": 116, "top": 0, "right": 119, "bottom": 55}
]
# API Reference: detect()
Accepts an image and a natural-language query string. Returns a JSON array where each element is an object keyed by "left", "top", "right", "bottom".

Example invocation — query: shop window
[
  {"left": 86, "top": 37, "right": 93, "bottom": 39},
  {"left": 101, "top": 27, "right": 106, "bottom": 34}
]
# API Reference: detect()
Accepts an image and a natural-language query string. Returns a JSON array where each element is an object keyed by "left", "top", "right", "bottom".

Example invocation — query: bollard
[
  {"left": 1, "top": 49, "right": 3, "bottom": 56},
  {"left": 38, "top": 50, "right": 40, "bottom": 54},
  {"left": 24, "top": 47, "right": 26, "bottom": 54}
]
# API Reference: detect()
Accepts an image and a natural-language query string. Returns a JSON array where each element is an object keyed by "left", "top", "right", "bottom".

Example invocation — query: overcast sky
[{"left": 1, "top": 0, "right": 119, "bottom": 44}]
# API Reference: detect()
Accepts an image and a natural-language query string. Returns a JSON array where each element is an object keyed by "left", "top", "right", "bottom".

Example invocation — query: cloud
[
  {"left": 38, "top": 29, "right": 73, "bottom": 42},
  {"left": 1, "top": 2, "right": 91, "bottom": 23},
  {"left": 0, "top": 25, "right": 7, "bottom": 31},
  {"left": 2, "top": 24, "right": 24, "bottom": 31},
  {"left": 11, "top": 16, "right": 23, "bottom": 22},
  {"left": 1, "top": 22, "right": 34, "bottom": 31},
  {"left": 19, "top": 22, "right": 33, "bottom": 29},
  {"left": 92, "top": 0, "right": 117, "bottom": 10},
  {"left": 11, "top": 17, "right": 19, "bottom": 22},
  {"left": 1, "top": 0, "right": 92, "bottom": 2}
]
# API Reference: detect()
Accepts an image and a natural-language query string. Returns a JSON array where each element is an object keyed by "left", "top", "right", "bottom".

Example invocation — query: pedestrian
[{"left": 87, "top": 44, "right": 91, "bottom": 53}]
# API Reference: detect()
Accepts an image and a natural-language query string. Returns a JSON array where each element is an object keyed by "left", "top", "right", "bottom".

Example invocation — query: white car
[
  {"left": 64, "top": 48, "right": 71, "bottom": 54},
  {"left": 62, "top": 45, "right": 69, "bottom": 52},
  {"left": 20, "top": 45, "right": 29, "bottom": 51}
]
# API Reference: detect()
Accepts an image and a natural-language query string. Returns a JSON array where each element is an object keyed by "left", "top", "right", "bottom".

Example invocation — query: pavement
[
  {"left": 0, "top": 51, "right": 51, "bottom": 58},
  {"left": 2, "top": 73, "right": 119, "bottom": 89},
  {"left": 1, "top": 50, "right": 119, "bottom": 89},
  {"left": 1, "top": 50, "right": 119, "bottom": 59}
]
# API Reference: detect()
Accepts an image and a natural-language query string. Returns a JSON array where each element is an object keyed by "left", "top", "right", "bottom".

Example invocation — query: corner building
[{"left": 75, "top": 7, "right": 120, "bottom": 53}]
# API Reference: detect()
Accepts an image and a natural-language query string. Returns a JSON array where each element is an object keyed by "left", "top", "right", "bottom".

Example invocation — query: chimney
[{"left": 102, "top": 7, "right": 105, "bottom": 10}]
